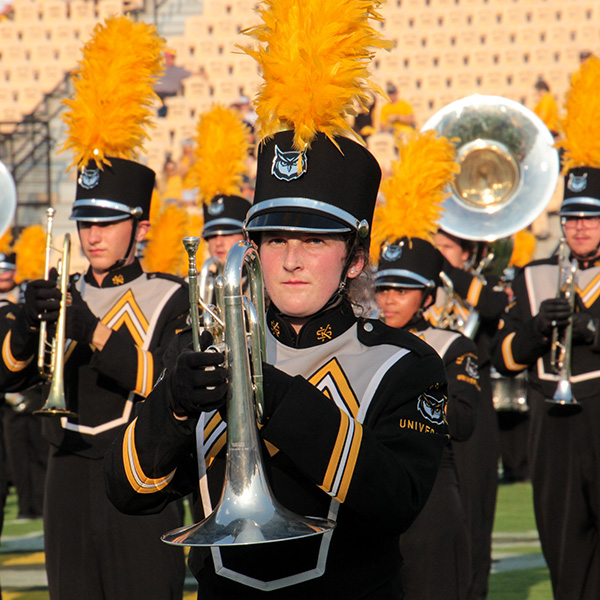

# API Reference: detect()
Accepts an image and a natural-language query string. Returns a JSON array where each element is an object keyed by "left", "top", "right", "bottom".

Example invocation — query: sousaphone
[
  {"left": 421, "top": 94, "right": 559, "bottom": 242},
  {"left": 0, "top": 159, "right": 16, "bottom": 238}
]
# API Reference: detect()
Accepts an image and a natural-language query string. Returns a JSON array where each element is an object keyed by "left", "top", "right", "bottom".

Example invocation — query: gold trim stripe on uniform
[
  {"left": 2, "top": 331, "right": 33, "bottom": 372},
  {"left": 309, "top": 358, "right": 360, "bottom": 417},
  {"left": 102, "top": 289, "right": 149, "bottom": 346},
  {"left": 578, "top": 272, "right": 600, "bottom": 309},
  {"left": 501, "top": 332, "right": 529, "bottom": 372},
  {"left": 204, "top": 412, "right": 227, "bottom": 469},
  {"left": 122, "top": 418, "right": 176, "bottom": 494},
  {"left": 319, "top": 409, "right": 363, "bottom": 503},
  {"left": 133, "top": 346, "right": 154, "bottom": 397},
  {"left": 466, "top": 277, "right": 483, "bottom": 307}
]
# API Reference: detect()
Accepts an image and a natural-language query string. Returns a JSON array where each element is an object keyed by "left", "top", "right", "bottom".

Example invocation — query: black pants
[
  {"left": 44, "top": 447, "right": 186, "bottom": 600},
  {"left": 3, "top": 408, "right": 48, "bottom": 517},
  {"left": 453, "top": 369, "right": 500, "bottom": 600},
  {"left": 400, "top": 461, "right": 470, "bottom": 599},
  {"left": 529, "top": 390, "right": 600, "bottom": 600}
]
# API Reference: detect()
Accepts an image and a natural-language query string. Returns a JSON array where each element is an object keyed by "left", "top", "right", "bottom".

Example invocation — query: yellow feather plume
[
  {"left": 0, "top": 229, "right": 13, "bottom": 255},
  {"left": 240, "top": 0, "right": 392, "bottom": 151},
  {"left": 61, "top": 15, "right": 165, "bottom": 170},
  {"left": 13, "top": 225, "right": 46, "bottom": 283},
  {"left": 559, "top": 55, "right": 600, "bottom": 171},
  {"left": 142, "top": 204, "right": 190, "bottom": 277},
  {"left": 371, "top": 130, "right": 459, "bottom": 263},
  {"left": 189, "top": 104, "right": 251, "bottom": 205}
]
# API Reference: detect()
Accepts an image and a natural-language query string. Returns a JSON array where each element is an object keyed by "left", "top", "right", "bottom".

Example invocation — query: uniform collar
[
  {"left": 266, "top": 298, "right": 357, "bottom": 348},
  {"left": 84, "top": 258, "right": 144, "bottom": 288}
]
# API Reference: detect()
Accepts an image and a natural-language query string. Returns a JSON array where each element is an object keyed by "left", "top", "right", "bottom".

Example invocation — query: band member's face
[
  {"left": 207, "top": 233, "right": 245, "bottom": 264},
  {"left": 259, "top": 232, "right": 362, "bottom": 331},
  {"left": 375, "top": 287, "right": 427, "bottom": 329},
  {"left": 0, "top": 269, "right": 15, "bottom": 293},
  {"left": 433, "top": 232, "right": 469, "bottom": 269},
  {"left": 78, "top": 218, "right": 149, "bottom": 282},
  {"left": 563, "top": 217, "right": 600, "bottom": 261}
]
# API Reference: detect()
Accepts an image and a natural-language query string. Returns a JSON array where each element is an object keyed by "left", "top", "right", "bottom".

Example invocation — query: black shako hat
[
  {"left": 202, "top": 194, "right": 251, "bottom": 239},
  {"left": 375, "top": 237, "right": 444, "bottom": 290},
  {"left": 245, "top": 130, "right": 381, "bottom": 237},
  {"left": 70, "top": 157, "right": 155, "bottom": 223},
  {"left": 560, "top": 166, "right": 600, "bottom": 217},
  {"left": 0, "top": 252, "right": 16, "bottom": 272}
]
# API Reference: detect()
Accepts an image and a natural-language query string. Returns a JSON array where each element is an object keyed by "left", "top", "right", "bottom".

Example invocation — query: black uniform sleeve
[
  {"left": 104, "top": 371, "right": 200, "bottom": 514},
  {"left": 0, "top": 303, "right": 42, "bottom": 392},
  {"left": 491, "top": 267, "right": 549, "bottom": 375},
  {"left": 446, "top": 265, "right": 509, "bottom": 320},
  {"left": 262, "top": 349, "right": 449, "bottom": 534},
  {"left": 89, "top": 285, "right": 189, "bottom": 398},
  {"left": 443, "top": 335, "right": 479, "bottom": 442}
]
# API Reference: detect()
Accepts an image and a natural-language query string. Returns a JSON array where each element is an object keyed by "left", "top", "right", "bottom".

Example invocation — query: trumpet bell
[{"left": 422, "top": 95, "right": 559, "bottom": 242}]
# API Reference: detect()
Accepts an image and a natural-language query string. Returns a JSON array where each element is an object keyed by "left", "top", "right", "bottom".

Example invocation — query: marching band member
[
  {"left": 375, "top": 238, "right": 479, "bottom": 600},
  {"left": 371, "top": 130, "right": 479, "bottom": 599},
  {"left": 428, "top": 228, "right": 509, "bottom": 600},
  {"left": 105, "top": 1, "right": 449, "bottom": 598},
  {"left": 492, "top": 57, "right": 600, "bottom": 600},
  {"left": 0, "top": 17, "right": 189, "bottom": 599},
  {"left": 190, "top": 105, "right": 253, "bottom": 267}
]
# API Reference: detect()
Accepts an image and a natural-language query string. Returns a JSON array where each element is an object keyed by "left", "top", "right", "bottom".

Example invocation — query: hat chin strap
[{"left": 107, "top": 217, "right": 140, "bottom": 272}]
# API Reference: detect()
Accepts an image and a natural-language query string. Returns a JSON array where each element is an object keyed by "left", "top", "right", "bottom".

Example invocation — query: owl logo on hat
[
  {"left": 272, "top": 146, "right": 308, "bottom": 182},
  {"left": 78, "top": 165, "right": 100, "bottom": 190},
  {"left": 381, "top": 242, "right": 403, "bottom": 262},
  {"left": 567, "top": 172, "right": 588, "bottom": 193}
]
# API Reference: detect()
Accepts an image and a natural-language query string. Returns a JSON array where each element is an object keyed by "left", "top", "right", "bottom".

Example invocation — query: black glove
[
  {"left": 534, "top": 298, "right": 572, "bottom": 338},
  {"left": 22, "top": 269, "right": 61, "bottom": 328},
  {"left": 66, "top": 286, "right": 99, "bottom": 344},
  {"left": 571, "top": 312, "right": 598, "bottom": 345},
  {"left": 169, "top": 331, "right": 227, "bottom": 417},
  {"left": 261, "top": 363, "right": 296, "bottom": 421}
]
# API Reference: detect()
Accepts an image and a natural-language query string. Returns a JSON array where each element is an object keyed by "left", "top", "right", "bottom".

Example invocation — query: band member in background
[
  {"left": 202, "top": 195, "right": 250, "bottom": 265},
  {"left": 0, "top": 17, "right": 189, "bottom": 600},
  {"left": 374, "top": 237, "right": 479, "bottom": 599},
  {"left": 104, "top": 2, "right": 450, "bottom": 597},
  {"left": 492, "top": 56, "right": 600, "bottom": 600},
  {"left": 429, "top": 228, "right": 509, "bottom": 600},
  {"left": 369, "top": 129, "right": 477, "bottom": 599}
]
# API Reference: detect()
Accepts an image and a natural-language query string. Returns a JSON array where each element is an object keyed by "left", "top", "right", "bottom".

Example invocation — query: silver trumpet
[
  {"left": 547, "top": 239, "right": 579, "bottom": 408},
  {"left": 162, "top": 239, "right": 335, "bottom": 546},
  {"left": 34, "top": 209, "right": 77, "bottom": 418}
]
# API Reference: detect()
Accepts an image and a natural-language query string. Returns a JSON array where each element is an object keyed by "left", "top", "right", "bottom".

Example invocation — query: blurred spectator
[
  {"left": 159, "top": 156, "right": 183, "bottom": 204},
  {"left": 0, "top": 0, "right": 13, "bottom": 19},
  {"left": 580, "top": 49, "right": 594, "bottom": 63},
  {"left": 532, "top": 78, "right": 559, "bottom": 138},
  {"left": 353, "top": 92, "right": 377, "bottom": 141},
  {"left": 231, "top": 94, "right": 257, "bottom": 131},
  {"left": 379, "top": 82, "right": 415, "bottom": 136},
  {"left": 154, "top": 49, "right": 191, "bottom": 117},
  {"left": 178, "top": 138, "right": 198, "bottom": 205}
]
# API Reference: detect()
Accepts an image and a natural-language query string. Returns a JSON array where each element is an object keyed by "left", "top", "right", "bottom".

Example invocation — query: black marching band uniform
[
  {"left": 492, "top": 167, "right": 600, "bottom": 599},
  {"left": 0, "top": 159, "right": 189, "bottom": 599},
  {"left": 426, "top": 239, "right": 507, "bottom": 600},
  {"left": 375, "top": 237, "right": 480, "bottom": 599},
  {"left": 105, "top": 124, "right": 450, "bottom": 598}
]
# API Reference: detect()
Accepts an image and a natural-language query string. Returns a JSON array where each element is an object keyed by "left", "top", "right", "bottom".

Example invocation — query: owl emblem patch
[{"left": 271, "top": 145, "right": 307, "bottom": 181}]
